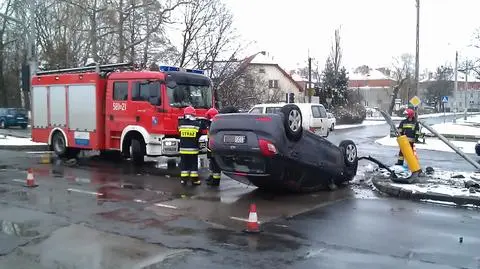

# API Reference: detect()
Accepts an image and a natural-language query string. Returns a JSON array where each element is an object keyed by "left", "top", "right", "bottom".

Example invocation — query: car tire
[
  {"left": 130, "top": 139, "right": 145, "bottom": 165},
  {"left": 338, "top": 140, "right": 358, "bottom": 182},
  {"left": 280, "top": 104, "right": 303, "bottom": 141},
  {"left": 476, "top": 143, "right": 480, "bottom": 156}
]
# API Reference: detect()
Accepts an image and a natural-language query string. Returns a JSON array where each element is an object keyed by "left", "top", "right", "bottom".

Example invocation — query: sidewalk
[
  {"left": 0, "top": 135, "right": 48, "bottom": 151},
  {"left": 371, "top": 166, "right": 480, "bottom": 206}
]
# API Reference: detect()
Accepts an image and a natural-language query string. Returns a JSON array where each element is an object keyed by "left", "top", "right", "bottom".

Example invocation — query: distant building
[{"left": 348, "top": 68, "right": 396, "bottom": 111}]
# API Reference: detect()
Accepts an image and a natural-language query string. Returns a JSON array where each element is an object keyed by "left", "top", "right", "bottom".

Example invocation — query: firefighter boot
[
  {"left": 190, "top": 171, "right": 201, "bottom": 186},
  {"left": 207, "top": 173, "right": 221, "bottom": 186},
  {"left": 180, "top": 171, "right": 189, "bottom": 185}
]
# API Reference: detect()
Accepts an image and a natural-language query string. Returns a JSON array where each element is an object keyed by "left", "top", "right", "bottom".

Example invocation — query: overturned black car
[{"left": 208, "top": 104, "right": 358, "bottom": 193}]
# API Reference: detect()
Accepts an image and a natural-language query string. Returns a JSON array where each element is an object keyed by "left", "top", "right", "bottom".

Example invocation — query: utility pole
[
  {"left": 308, "top": 57, "right": 312, "bottom": 103},
  {"left": 414, "top": 0, "right": 420, "bottom": 96},
  {"left": 453, "top": 51, "right": 458, "bottom": 123},
  {"left": 464, "top": 65, "right": 468, "bottom": 120}
]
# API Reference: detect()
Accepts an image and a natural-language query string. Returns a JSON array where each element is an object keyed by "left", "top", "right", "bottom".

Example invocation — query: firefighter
[
  {"left": 396, "top": 108, "right": 421, "bottom": 166},
  {"left": 204, "top": 107, "right": 221, "bottom": 186},
  {"left": 178, "top": 106, "right": 203, "bottom": 186}
]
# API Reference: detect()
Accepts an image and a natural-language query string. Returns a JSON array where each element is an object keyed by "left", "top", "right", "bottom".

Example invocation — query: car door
[
  {"left": 309, "top": 105, "right": 325, "bottom": 136},
  {"left": 317, "top": 105, "right": 329, "bottom": 136}
]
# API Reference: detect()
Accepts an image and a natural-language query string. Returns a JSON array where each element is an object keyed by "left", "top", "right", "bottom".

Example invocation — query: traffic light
[{"left": 288, "top": 92, "right": 295, "bottom": 103}]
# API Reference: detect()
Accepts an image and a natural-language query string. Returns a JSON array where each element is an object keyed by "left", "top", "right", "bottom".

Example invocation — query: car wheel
[
  {"left": 52, "top": 132, "right": 68, "bottom": 157},
  {"left": 280, "top": 104, "right": 303, "bottom": 141},
  {"left": 130, "top": 138, "right": 145, "bottom": 165},
  {"left": 476, "top": 143, "right": 480, "bottom": 156},
  {"left": 331, "top": 123, "right": 335, "bottom": 131},
  {"left": 339, "top": 140, "right": 358, "bottom": 167}
]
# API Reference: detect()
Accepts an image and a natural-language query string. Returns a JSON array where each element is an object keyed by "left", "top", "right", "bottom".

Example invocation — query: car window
[
  {"left": 318, "top": 106, "right": 328, "bottom": 118},
  {"left": 132, "top": 81, "right": 161, "bottom": 105},
  {"left": 249, "top": 107, "right": 263, "bottom": 114},
  {"left": 113, "top": 81, "right": 128, "bottom": 101},
  {"left": 265, "top": 107, "right": 282, "bottom": 114},
  {"left": 311, "top": 106, "right": 321, "bottom": 118}
]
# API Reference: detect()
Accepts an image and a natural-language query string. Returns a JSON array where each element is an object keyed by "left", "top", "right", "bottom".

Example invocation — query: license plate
[{"left": 223, "top": 135, "right": 246, "bottom": 144}]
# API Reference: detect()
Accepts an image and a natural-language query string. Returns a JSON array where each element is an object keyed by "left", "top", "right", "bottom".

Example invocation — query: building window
[
  {"left": 113, "top": 82, "right": 128, "bottom": 101},
  {"left": 259, "top": 68, "right": 266, "bottom": 73},
  {"left": 245, "top": 78, "right": 254, "bottom": 88},
  {"left": 268, "top": 80, "right": 279, "bottom": 89}
]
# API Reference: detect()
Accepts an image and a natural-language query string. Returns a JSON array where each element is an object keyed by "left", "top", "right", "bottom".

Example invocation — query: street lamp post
[{"left": 414, "top": 0, "right": 420, "bottom": 96}]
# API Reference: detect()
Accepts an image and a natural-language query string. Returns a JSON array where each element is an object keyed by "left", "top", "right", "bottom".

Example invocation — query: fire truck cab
[{"left": 31, "top": 63, "right": 213, "bottom": 164}]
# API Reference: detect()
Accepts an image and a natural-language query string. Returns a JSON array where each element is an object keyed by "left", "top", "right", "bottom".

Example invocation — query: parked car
[
  {"left": 248, "top": 103, "right": 331, "bottom": 137},
  {"left": 327, "top": 112, "right": 336, "bottom": 131},
  {"left": 0, "top": 108, "right": 29, "bottom": 129},
  {"left": 209, "top": 104, "right": 358, "bottom": 193}
]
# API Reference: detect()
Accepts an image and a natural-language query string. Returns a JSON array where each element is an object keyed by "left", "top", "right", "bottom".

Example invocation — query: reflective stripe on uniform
[
  {"left": 407, "top": 137, "right": 415, "bottom": 142},
  {"left": 179, "top": 149, "right": 199, "bottom": 154},
  {"left": 179, "top": 125, "right": 200, "bottom": 130},
  {"left": 212, "top": 173, "right": 221, "bottom": 179},
  {"left": 402, "top": 124, "right": 415, "bottom": 129},
  {"left": 398, "top": 156, "right": 404, "bottom": 160},
  {"left": 190, "top": 171, "right": 199, "bottom": 177},
  {"left": 180, "top": 171, "right": 189, "bottom": 177}
]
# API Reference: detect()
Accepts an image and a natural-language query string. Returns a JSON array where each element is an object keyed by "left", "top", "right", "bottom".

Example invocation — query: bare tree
[
  {"left": 330, "top": 28, "right": 342, "bottom": 74},
  {"left": 389, "top": 53, "right": 414, "bottom": 115}
]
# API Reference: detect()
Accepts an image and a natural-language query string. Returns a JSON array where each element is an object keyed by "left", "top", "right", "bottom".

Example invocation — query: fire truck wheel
[
  {"left": 52, "top": 132, "right": 68, "bottom": 157},
  {"left": 130, "top": 139, "right": 145, "bottom": 165}
]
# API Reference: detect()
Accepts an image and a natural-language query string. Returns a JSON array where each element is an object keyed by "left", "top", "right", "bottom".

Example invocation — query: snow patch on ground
[
  {"left": 0, "top": 135, "right": 46, "bottom": 146},
  {"left": 367, "top": 112, "right": 457, "bottom": 121},
  {"left": 375, "top": 135, "right": 476, "bottom": 154},
  {"left": 336, "top": 120, "right": 385, "bottom": 130},
  {"left": 427, "top": 122, "right": 480, "bottom": 137},
  {"left": 372, "top": 165, "right": 480, "bottom": 199}
]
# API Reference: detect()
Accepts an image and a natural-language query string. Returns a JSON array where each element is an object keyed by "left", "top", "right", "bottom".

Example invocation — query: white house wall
[{"left": 247, "top": 65, "right": 304, "bottom": 103}]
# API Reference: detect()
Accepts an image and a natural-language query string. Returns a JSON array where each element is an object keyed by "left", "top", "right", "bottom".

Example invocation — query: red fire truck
[{"left": 31, "top": 63, "right": 213, "bottom": 165}]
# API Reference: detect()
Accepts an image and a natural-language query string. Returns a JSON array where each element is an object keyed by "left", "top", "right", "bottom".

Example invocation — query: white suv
[{"left": 248, "top": 103, "right": 331, "bottom": 137}]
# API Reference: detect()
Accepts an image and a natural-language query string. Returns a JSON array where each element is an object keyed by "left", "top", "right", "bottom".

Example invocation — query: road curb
[
  {"left": 372, "top": 176, "right": 480, "bottom": 206},
  {"left": 0, "top": 144, "right": 49, "bottom": 151}
]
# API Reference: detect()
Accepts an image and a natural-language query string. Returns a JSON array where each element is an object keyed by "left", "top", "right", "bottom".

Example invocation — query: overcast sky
[{"left": 223, "top": 0, "right": 480, "bottom": 72}]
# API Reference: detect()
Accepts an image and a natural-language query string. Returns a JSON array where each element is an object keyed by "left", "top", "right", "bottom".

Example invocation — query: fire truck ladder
[{"left": 36, "top": 62, "right": 133, "bottom": 75}]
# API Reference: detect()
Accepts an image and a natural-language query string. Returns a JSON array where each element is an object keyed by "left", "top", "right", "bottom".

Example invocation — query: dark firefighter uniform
[
  {"left": 178, "top": 110, "right": 203, "bottom": 185},
  {"left": 396, "top": 117, "right": 421, "bottom": 165},
  {"left": 204, "top": 114, "right": 221, "bottom": 186}
]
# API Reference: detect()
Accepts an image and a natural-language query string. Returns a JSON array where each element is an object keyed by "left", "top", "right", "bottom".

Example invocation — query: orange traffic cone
[
  {"left": 26, "top": 168, "right": 38, "bottom": 188},
  {"left": 244, "top": 203, "right": 261, "bottom": 233}
]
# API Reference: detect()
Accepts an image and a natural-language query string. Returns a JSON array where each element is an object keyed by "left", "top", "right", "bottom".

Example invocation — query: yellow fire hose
[{"left": 396, "top": 135, "right": 421, "bottom": 173}]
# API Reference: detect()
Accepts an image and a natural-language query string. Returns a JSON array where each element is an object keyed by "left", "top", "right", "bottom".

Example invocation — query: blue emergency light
[{"left": 159, "top": 65, "right": 204, "bottom": 75}]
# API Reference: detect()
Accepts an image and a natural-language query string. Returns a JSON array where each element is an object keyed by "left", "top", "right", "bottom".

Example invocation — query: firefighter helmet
[
  {"left": 406, "top": 108, "right": 415, "bottom": 119},
  {"left": 206, "top": 108, "right": 219, "bottom": 119},
  {"left": 184, "top": 106, "right": 196, "bottom": 116}
]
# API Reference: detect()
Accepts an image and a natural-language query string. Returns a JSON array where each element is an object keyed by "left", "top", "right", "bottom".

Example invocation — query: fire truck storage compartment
[
  {"left": 49, "top": 85, "right": 67, "bottom": 127},
  {"left": 32, "top": 86, "right": 48, "bottom": 128},
  {"left": 67, "top": 84, "right": 97, "bottom": 132}
]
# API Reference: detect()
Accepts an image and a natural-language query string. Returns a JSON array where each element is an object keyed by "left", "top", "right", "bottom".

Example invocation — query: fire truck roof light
[{"left": 159, "top": 65, "right": 204, "bottom": 75}]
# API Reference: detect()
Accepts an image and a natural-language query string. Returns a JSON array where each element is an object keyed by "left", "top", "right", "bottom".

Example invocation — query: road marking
[
  {"left": 134, "top": 199, "right": 147, "bottom": 203},
  {"left": 66, "top": 188, "right": 100, "bottom": 196},
  {"left": 154, "top": 203, "right": 178, "bottom": 209},
  {"left": 12, "top": 179, "right": 25, "bottom": 183},
  {"left": 26, "top": 151, "right": 54, "bottom": 154}
]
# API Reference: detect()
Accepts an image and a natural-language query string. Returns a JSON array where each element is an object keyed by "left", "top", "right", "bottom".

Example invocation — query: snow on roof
[
  {"left": 291, "top": 73, "right": 305, "bottom": 82},
  {"left": 349, "top": 68, "right": 392, "bottom": 81},
  {"left": 250, "top": 53, "right": 277, "bottom": 65}
]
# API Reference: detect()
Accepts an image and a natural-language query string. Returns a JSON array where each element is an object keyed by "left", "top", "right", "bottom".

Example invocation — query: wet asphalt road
[{"left": 0, "top": 115, "right": 479, "bottom": 268}]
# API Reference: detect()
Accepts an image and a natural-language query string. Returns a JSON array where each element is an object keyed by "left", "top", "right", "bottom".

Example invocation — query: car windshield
[
  {"left": 7, "top": 108, "right": 26, "bottom": 115},
  {"left": 167, "top": 84, "right": 213, "bottom": 109}
]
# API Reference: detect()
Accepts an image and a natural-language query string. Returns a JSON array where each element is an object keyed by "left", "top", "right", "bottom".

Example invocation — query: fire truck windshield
[{"left": 167, "top": 84, "right": 213, "bottom": 109}]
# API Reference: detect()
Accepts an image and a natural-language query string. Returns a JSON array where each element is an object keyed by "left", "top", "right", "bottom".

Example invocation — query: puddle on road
[{"left": 12, "top": 224, "right": 190, "bottom": 269}]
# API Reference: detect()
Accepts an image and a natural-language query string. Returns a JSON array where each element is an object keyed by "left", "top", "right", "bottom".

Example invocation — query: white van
[{"left": 248, "top": 103, "right": 331, "bottom": 137}]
